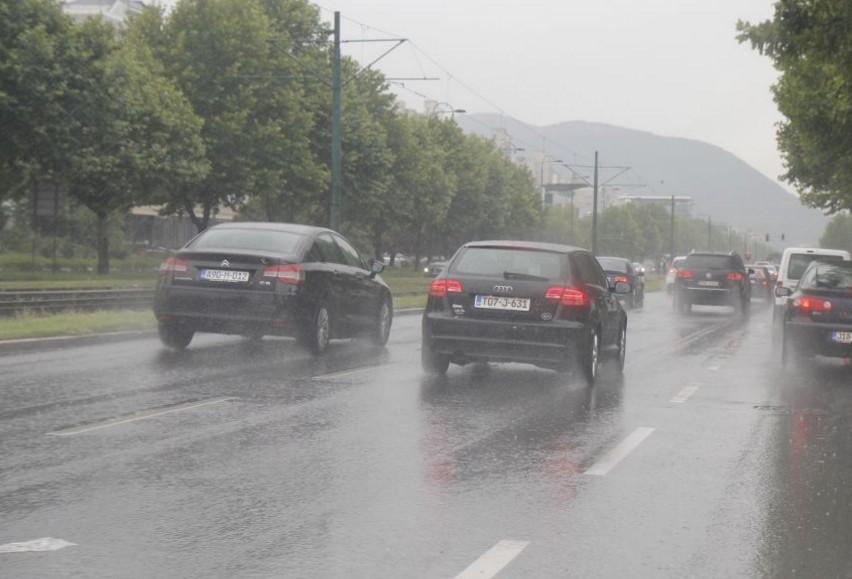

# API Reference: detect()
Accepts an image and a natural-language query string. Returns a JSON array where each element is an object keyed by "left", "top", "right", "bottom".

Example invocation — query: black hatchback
[
  {"left": 421, "top": 241, "right": 629, "bottom": 384},
  {"left": 673, "top": 252, "right": 751, "bottom": 315},
  {"left": 154, "top": 223, "right": 392, "bottom": 354},
  {"left": 597, "top": 256, "right": 644, "bottom": 309}
]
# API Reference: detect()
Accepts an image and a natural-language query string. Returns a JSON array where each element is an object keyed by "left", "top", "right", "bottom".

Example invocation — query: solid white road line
[
  {"left": 47, "top": 397, "right": 235, "bottom": 436},
  {"left": 311, "top": 365, "right": 386, "bottom": 380},
  {"left": 0, "top": 538, "right": 76, "bottom": 553},
  {"left": 455, "top": 540, "right": 530, "bottom": 579},
  {"left": 584, "top": 427, "right": 655, "bottom": 476},
  {"left": 670, "top": 384, "right": 700, "bottom": 404},
  {"left": 706, "top": 364, "right": 720, "bottom": 371}
]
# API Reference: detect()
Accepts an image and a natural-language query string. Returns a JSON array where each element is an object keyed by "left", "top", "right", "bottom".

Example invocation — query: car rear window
[
  {"left": 190, "top": 228, "right": 304, "bottom": 254},
  {"left": 788, "top": 253, "right": 846, "bottom": 280},
  {"left": 801, "top": 262, "right": 852, "bottom": 291},
  {"left": 597, "top": 257, "right": 629, "bottom": 272},
  {"left": 684, "top": 255, "right": 735, "bottom": 269},
  {"left": 451, "top": 247, "right": 564, "bottom": 280}
]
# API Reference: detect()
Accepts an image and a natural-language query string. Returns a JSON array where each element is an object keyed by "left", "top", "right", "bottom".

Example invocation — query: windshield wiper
[{"left": 503, "top": 271, "right": 548, "bottom": 281}]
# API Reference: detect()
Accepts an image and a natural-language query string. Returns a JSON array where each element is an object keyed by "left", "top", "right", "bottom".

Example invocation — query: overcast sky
[{"left": 159, "top": 0, "right": 786, "bottom": 191}]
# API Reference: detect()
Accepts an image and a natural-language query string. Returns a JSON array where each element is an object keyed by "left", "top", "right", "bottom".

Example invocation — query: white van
[{"left": 773, "top": 247, "right": 851, "bottom": 321}]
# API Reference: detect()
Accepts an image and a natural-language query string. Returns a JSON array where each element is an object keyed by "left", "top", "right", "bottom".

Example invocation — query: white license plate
[
  {"left": 200, "top": 269, "right": 250, "bottom": 283},
  {"left": 832, "top": 331, "right": 852, "bottom": 344},
  {"left": 697, "top": 280, "right": 720, "bottom": 287},
  {"left": 474, "top": 295, "right": 531, "bottom": 312}
]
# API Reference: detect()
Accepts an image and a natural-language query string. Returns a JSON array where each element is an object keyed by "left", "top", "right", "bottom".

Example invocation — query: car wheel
[
  {"left": 158, "top": 323, "right": 194, "bottom": 351},
  {"left": 421, "top": 340, "right": 450, "bottom": 375},
  {"left": 582, "top": 327, "right": 600, "bottom": 386},
  {"left": 615, "top": 322, "right": 627, "bottom": 373},
  {"left": 301, "top": 303, "right": 331, "bottom": 355},
  {"left": 371, "top": 296, "right": 393, "bottom": 346}
]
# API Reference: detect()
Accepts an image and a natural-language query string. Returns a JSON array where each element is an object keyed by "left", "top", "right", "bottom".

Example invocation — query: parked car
[
  {"left": 154, "top": 222, "right": 393, "bottom": 354},
  {"left": 773, "top": 247, "right": 850, "bottom": 328},
  {"left": 672, "top": 252, "right": 751, "bottom": 315},
  {"left": 421, "top": 240, "right": 629, "bottom": 384},
  {"left": 746, "top": 264, "right": 773, "bottom": 301},
  {"left": 778, "top": 260, "right": 852, "bottom": 365},
  {"left": 665, "top": 256, "right": 686, "bottom": 294},
  {"left": 597, "top": 256, "right": 644, "bottom": 309},
  {"left": 423, "top": 260, "right": 447, "bottom": 278}
]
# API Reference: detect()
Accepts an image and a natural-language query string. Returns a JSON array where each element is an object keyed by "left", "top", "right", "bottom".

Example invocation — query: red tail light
[
  {"left": 159, "top": 257, "right": 189, "bottom": 275},
  {"left": 545, "top": 286, "right": 590, "bottom": 307},
  {"left": 793, "top": 296, "right": 832, "bottom": 313},
  {"left": 613, "top": 276, "right": 629, "bottom": 284},
  {"left": 429, "top": 279, "right": 463, "bottom": 298},
  {"left": 677, "top": 270, "right": 693, "bottom": 279},
  {"left": 262, "top": 264, "right": 303, "bottom": 285},
  {"left": 726, "top": 272, "right": 744, "bottom": 281}
]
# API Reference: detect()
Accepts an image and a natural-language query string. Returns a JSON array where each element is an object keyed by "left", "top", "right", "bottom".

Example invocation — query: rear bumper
[
  {"left": 154, "top": 285, "right": 302, "bottom": 335},
  {"left": 423, "top": 312, "right": 586, "bottom": 366},
  {"left": 786, "top": 320, "right": 852, "bottom": 358},
  {"left": 677, "top": 286, "right": 737, "bottom": 306}
]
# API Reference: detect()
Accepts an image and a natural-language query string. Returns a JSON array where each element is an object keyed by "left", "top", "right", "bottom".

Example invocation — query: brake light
[
  {"left": 159, "top": 257, "right": 189, "bottom": 275},
  {"left": 429, "top": 279, "right": 463, "bottom": 298},
  {"left": 677, "top": 270, "right": 693, "bottom": 279},
  {"left": 545, "top": 286, "right": 590, "bottom": 307},
  {"left": 727, "top": 272, "right": 744, "bottom": 281},
  {"left": 613, "top": 276, "right": 629, "bottom": 284},
  {"left": 262, "top": 264, "right": 304, "bottom": 285},
  {"left": 793, "top": 297, "right": 832, "bottom": 313}
]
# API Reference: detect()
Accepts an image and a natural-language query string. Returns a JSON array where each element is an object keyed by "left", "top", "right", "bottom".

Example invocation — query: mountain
[{"left": 457, "top": 114, "right": 828, "bottom": 246}]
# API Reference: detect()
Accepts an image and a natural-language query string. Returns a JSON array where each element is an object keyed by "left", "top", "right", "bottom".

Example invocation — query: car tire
[
  {"left": 371, "top": 296, "right": 393, "bottom": 347},
  {"left": 615, "top": 321, "right": 627, "bottom": 373},
  {"left": 158, "top": 323, "right": 194, "bottom": 350},
  {"left": 300, "top": 303, "right": 331, "bottom": 355},
  {"left": 421, "top": 340, "right": 450, "bottom": 375},
  {"left": 582, "top": 327, "right": 600, "bottom": 386}
]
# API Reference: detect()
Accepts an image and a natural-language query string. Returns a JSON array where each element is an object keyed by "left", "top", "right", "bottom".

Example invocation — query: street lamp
[{"left": 432, "top": 102, "right": 466, "bottom": 119}]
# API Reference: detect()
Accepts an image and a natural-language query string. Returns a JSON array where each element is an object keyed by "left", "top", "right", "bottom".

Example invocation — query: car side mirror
[
  {"left": 368, "top": 258, "right": 384, "bottom": 277},
  {"left": 774, "top": 286, "right": 792, "bottom": 298}
]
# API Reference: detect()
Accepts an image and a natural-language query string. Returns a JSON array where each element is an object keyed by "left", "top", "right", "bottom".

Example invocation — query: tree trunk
[
  {"left": 372, "top": 226, "right": 383, "bottom": 260},
  {"left": 96, "top": 211, "right": 109, "bottom": 275},
  {"left": 413, "top": 227, "right": 422, "bottom": 271}
]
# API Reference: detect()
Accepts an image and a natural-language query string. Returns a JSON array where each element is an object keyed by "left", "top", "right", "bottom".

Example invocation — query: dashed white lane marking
[
  {"left": 47, "top": 397, "right": 235, "bottom": 436},
  {"left": 584, "top": 427, "right": 655, "bottom": 476},
  {"left": 311, "top": 365, "right": 386, "bottom": 380},
  {"left": 0, "top": 538, "right": 76, "bottom": 553},
  {"left": 670, "top": 384, "right": 700, "bottom": 404},
  {"left": 455, "top": 540, "right": 529, "bottom": 579},
  {"left": 706, "top": 364, "right": 720, "bottom": 371}
]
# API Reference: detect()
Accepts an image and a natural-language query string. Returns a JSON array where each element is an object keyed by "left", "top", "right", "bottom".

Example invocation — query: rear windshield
[
  {"left": 189, "top": 228, "right": 304, "bottom": 254},
  {"left": 672, "top": 258, "right": 686, "bottom": 268},
  {"left": 801, "top": 262, "right": 852, "bottom": 291},
  {"left": 684, "top": 255, "right": 735, "bottom": 269},
  {"left": 788, "top": 253, "right": 846, "bottom": 280},
  {"left": 597, "top": 257, "right": 629, "bottom": 272},
  {"left": 451, "top": 247, "right": 564, "bottom": 280}
]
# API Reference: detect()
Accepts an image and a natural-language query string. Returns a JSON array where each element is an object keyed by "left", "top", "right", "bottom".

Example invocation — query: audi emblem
[
  {"left": 221, "top": 259, "right": 231, "bottom": 268},
  {"left": 493, "top": 285, "right": 513, "bottom": 293}
]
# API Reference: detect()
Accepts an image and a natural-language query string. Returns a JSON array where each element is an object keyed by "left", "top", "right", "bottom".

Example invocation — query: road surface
[{"left": 1, "top": 293, "right": 851, "bottom": 578}]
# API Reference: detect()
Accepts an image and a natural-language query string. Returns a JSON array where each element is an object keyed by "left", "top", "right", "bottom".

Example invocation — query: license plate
[
  {"left": 832, "top": 331, "right": 852, "bottom": 344},
  {"left": 474, "top": 295, "right": 531, "bottom": 312},
  {"left": 697, "top": 280, "right": 720, "bottom": 287},
  {"left": 200, "top": 269, "right": 250, "bottom": 283}
]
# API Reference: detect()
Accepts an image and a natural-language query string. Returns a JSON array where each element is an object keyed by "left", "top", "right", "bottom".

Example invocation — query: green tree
[
  {"left": 820, "top": 212, "right": 852, "bottom": 252},
  {"left": 738, "top": 1, "right": 852, "bottom": 213}
]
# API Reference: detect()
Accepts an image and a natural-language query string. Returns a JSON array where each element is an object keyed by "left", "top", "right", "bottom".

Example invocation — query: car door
[
  {"left": 313, "top": 233, "right": 349, "bottom": 333},
  {"left": 578, "top": 253, "right": 618, "bottom": 345},
  {"left": 332, "top": 234, "right": 377, "bottom": 329}
]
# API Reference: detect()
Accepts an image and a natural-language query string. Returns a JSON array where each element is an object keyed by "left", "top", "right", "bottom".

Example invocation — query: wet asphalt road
[{"left": 1, "top": 293, "right": 852, "bottom": 578}]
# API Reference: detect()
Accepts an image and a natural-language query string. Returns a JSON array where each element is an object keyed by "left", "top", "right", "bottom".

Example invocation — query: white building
[{"left": 62, "top": 0, "right": 146, "bottom": 25}]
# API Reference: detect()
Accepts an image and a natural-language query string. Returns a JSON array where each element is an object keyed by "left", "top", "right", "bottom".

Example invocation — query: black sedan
[
  {"left": 421, "top": 241, "right": 629, "bottom": 384},
  {"left": 154, "top": 222, "right": 392, "bottom": 354},
  {"left": 597, "top": 256, "right": 644, "bottom": 309},
  {"left": 778, "top": 260, "right": 852, "bottom": 365}
]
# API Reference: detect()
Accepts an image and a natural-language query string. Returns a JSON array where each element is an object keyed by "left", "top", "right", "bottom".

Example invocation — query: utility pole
[
  {"left": 592, "top": 151, "right": 599, "bottom": 255},
  {"left": 670, "top": 194, "right": 676, "bottom": 260},
  {"left": 569, "top": 190, "right": 575, "bottom": 244},
  {"left": 329, "top": 11, "right": 342, "bottom": 231},
  {"left": 707, "top": 216, "right": 712, "bottom": 250}
]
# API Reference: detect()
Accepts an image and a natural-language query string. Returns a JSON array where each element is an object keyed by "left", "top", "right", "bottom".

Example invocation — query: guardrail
[{"left": 0, "top": 287, "right": 424, "bottom": 316}]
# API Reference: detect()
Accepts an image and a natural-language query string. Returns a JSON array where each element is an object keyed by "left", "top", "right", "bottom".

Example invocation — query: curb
[
  {"left": 0, "top": 330, "right": 156, "bottom": 355},
  {"left": 396, "top": 308, "right": 424, "bottom": 317}
]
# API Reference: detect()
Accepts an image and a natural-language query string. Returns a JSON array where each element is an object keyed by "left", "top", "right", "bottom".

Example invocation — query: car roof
[
  {"left": 208, "top": 222, "right": 333, "bottom": 236},
  {"left": 597, "top": 256, "right": 631, "bottom": 263},
  {"left": 463, "top": 240, "right": 584, "bottom": 253},
  {"left": 782, "top": 247, "right": 850, "bottom": 257}
]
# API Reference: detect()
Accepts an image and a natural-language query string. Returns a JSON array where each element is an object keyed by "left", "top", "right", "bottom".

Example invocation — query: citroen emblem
[{"left": 221, "top": 259, "right": 231, "bottom": 268}]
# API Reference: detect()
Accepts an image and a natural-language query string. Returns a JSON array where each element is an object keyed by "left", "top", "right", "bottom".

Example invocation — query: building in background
[
  {"left": 612, "top": 195, "right": 693, "bottom": 217},
  {"left": 62, "top": 0, "right": 145, "bottom": 25}
]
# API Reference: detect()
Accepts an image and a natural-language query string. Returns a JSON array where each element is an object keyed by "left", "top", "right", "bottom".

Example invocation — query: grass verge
[{"left": 0, "top": 309, "right": 155, "bottom": 341}]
